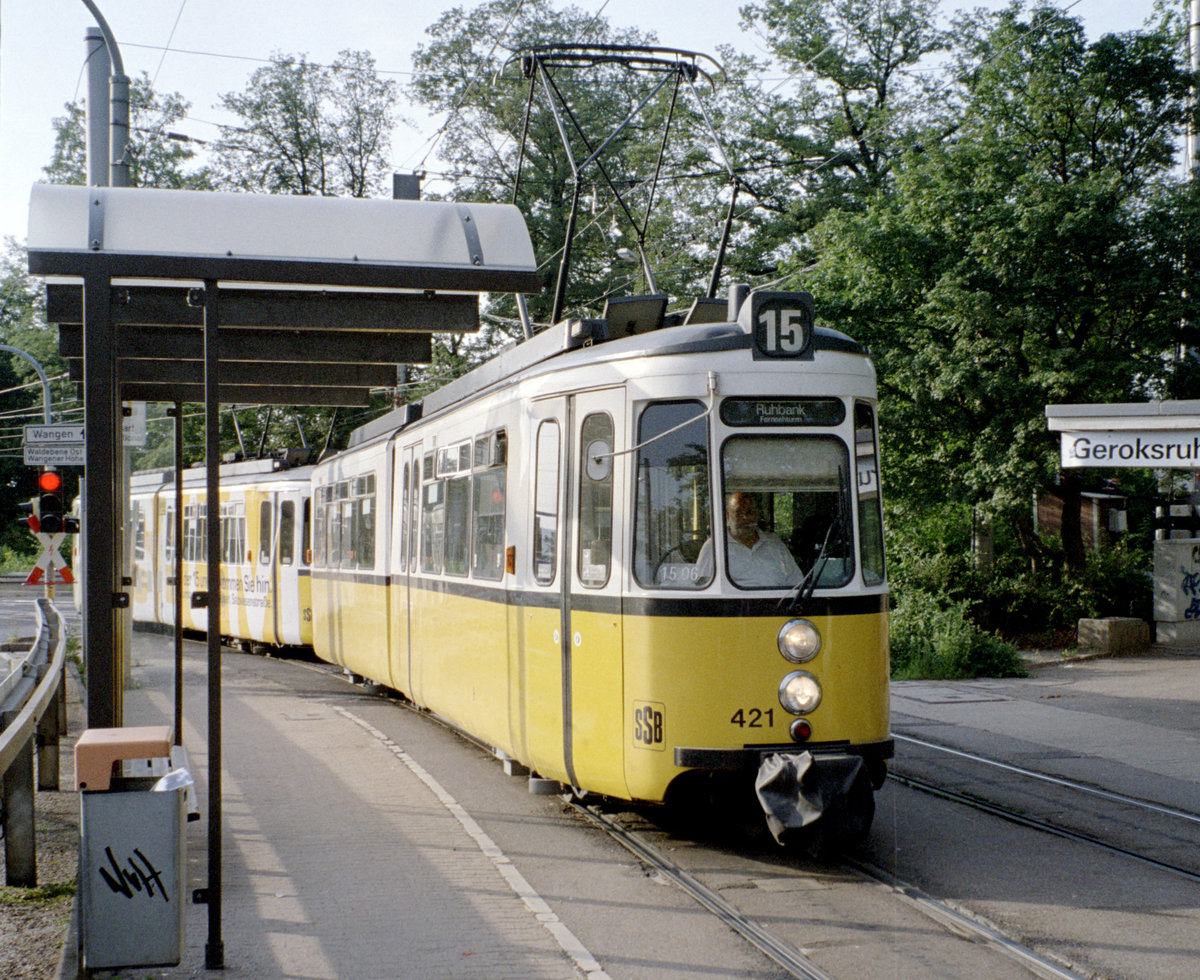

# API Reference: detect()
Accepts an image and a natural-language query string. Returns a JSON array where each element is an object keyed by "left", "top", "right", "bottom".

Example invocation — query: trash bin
[{"left": 75, "top": 725, "right": 187, "bottom": 970}]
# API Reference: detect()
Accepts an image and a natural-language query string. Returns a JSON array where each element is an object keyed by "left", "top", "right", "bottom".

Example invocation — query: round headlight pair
[{"left": 778, "top": 618, "right": 821, "bottom": 663}]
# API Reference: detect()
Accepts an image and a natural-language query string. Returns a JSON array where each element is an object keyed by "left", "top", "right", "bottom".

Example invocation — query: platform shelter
[{"left": 26, "top": 184, "right": 541, "bottom": 966}]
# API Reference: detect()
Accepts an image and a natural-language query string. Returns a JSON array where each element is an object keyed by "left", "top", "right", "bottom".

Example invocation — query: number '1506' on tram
[{"left": 310, "top": 286, "right": 891, "bottom": 845}]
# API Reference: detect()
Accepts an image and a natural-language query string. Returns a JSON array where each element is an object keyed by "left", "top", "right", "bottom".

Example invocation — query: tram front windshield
[
  {"left": 714, "top": 435, "right": 852, "bottom": 590},
  {"left": 633, "top": 402, "right": 853, "bottom": 591}
]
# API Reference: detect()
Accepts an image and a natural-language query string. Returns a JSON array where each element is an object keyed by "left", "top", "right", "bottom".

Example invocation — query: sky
[{"left": 0, "top": 0, "right": 1165, "bottom": 244}]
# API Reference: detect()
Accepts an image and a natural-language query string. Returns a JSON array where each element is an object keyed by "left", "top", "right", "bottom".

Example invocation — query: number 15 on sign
[{"left": 750, "top": 292, "right": 814, "bottom": 359}]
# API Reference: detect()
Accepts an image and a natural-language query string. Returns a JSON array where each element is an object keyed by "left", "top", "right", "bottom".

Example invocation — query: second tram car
[{"left": 130, "top": 454, "right": 315, "bottom": 650}]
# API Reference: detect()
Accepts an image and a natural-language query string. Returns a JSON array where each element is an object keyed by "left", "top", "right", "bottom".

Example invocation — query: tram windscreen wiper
[{"left": 782, "top": 468, "right": 849, "bottom": 614}]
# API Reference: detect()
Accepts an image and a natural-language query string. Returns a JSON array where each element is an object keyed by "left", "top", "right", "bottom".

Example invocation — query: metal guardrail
[{"left": 0, "top": 598, "right": 67, "bottom": 887}]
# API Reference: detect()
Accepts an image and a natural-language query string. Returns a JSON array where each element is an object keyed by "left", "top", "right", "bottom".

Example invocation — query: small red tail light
[{"left": 789, "top": 718, "right": 812, "bottom": 742}]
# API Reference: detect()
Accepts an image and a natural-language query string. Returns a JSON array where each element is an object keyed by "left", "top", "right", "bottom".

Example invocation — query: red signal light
[{"left": 37, "top": 470, "right": 63, "bottom": 493}]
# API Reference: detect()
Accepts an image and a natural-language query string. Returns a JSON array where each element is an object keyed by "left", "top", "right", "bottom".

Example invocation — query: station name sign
[{"left": 1060, "top": 430, "right": 1200, "bottom": 468}]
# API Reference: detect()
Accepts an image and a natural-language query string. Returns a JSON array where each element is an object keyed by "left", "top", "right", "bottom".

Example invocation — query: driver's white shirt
[{"left": 694, "top": 531, "right": 803, "bottom": 588}]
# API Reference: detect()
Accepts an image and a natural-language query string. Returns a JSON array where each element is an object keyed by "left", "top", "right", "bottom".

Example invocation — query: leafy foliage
[
  {"left": 806, "top": 6, "right": 1197, "bottom": 571},
  {"left": 739, "top": 0, "right": 951, "bottom": 234},
  {"left": 43, "top": 73, "right": 212, "bottom": 190},
  {"left": 212, "top": 50, "right": 401, "bottom": 198},
  {"left": 889, "top": 589, "right": 1026, "bottom": 680}
]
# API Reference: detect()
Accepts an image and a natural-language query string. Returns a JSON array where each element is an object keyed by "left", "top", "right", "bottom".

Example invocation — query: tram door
[
  {"left": 156, "top": 504, "right": 175, "bottom": 627},
  {"left": 393, "top": 444, "right": 419, "bottom": 698},
  {"left": 564, "top": 388, "right": 628, "bottom": 798}
]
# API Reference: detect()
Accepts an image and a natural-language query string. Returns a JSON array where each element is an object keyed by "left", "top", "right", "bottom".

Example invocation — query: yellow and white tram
[
  {"left": 125, "top": 288, "right": 889, "bottom": 843},
  {"left": 309, "top": 288, "right": 891, "bottom": 842},
  {"left": 129, "top": 454, "right": 315, "bottom": 649}
]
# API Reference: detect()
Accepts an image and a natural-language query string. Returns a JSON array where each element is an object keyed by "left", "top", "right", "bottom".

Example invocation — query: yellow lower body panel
[{"left": 622, "top": 610, "right": 888, "bottom": 802}]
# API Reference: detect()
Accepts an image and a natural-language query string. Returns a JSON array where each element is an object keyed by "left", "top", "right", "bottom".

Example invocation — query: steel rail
[
  {"left": 894, "top": 732, "right": 1200, "bottom": 826},
  {"left": 308, "top": 660, "right": 1094, "bottom": 978},
  {"left": 846, "top": 856, "right": 1093, "bottom": 980},
  {"left": 0, "top": 601, "right": 65, "bottom": 776},
  {"left": 570, "top": 802, "right": 835, "bottom": 980},
  {"left": 890, "top": 771, "right": 1200, "bottom": 885}
]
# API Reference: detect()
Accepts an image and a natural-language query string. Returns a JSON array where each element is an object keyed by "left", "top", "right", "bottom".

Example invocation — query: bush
[
  {"left": 890, "top": 589, "right": 1027, "bottom": 680},
  {"left": 975, "top": 541, "right": 1151, "bottom": 640},
  {"left": 0, "top": 544, "right": 38, "bottom": 573}
]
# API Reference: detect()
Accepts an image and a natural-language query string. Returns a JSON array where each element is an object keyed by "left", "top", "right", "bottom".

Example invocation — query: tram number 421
[
  {"left": 730, "top": 708, "right": 775, "bottom": 728},
  {"left": 632, "top": 701, "right": 665, "bottom": 749}
]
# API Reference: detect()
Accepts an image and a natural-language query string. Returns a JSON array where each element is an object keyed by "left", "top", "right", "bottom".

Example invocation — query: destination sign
[
  {"left": 721, "top": 398, "right": 845, "bottom": 427},
  {"left": 24, "top": 424, "right": 85, "bottom": 444},
  {"left": 24, "top": 444, "right": 86, "bottom": 466}
]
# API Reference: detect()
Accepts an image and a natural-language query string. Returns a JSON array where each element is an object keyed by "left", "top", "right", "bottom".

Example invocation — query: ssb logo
[{"left": 632, "top": 700, "right": 665, "bottom": 750}]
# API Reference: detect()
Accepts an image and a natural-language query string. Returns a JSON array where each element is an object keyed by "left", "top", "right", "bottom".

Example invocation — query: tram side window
[
  {"left": 329, "top": 481, "right": 350, "bottom": 567},
  {"left": 444, "top": 475, "right": 470, "bottom": 576},
  {"left": 578, "top": 413, "right": 614, "bottom": 588},
  {"left": 339, "top": 498, "right": 355, "bottom": 567},
  {"left": 221, "top": 502, "right": 246, "bottom": 565},
  {"left": 533, "top": 421, "right": 560, "bottom": 586},
  {"left": 259, "top": 501, "right": 273, "bottom": 564},
  {"left": 421, "top": 480, "right": 444, "bottom": 574},
  {"left": 164, "top": 508, "right": 174, "bottom": 564},
  {"left": 183, "top": 504, "right": 206, "bottom": 563},
  {"left": 351, "top": 474, "right": 376, "bottom": 569},
  {"left": 472, "top": 431, "right": 507, "bottom": 581},
  {"left": 279, "top": 501, "right": 295, "bottom": 566},
  {"left": 409, "top": 460, "right": 419, "bottom": 575},
  {"left": 855, "top": 402, "right": 886, "bottom": 586},
  {"left": 134, "top": 506, "right": 147, "bottom": 562},
  {"left": 633, "top": 401, "right": 712, "bottom": 589},
  {"left": 313, "top": 487, "right": 329, "bottom": 566},
  {"left": 399, "top": 463, "right": 410, "bottom": 573},
  {"left": 302, "top": 497, "right": 311, "bottom": 567}
]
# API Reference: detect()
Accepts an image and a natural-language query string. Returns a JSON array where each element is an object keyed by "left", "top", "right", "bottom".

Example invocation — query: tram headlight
[
  {"left": 778, "top": 671, "right": 822, "bottom": 715},
  {"left": 778, "top": 619, "right": 821, "bottom": 663}
]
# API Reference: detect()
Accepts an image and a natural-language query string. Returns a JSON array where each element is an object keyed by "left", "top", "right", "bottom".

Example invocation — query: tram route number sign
[{"left": 749, "top": 291, "right": 815, "bottom": 360}]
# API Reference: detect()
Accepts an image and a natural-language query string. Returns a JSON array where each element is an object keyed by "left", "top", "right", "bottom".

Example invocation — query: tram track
[
  {"left": 569, "top": 801, "right": 836, "bottom": 980},
  {"left": 319, "top": 661, "right": 1088, "bottom": 979},
  {"left": 889, "top": 733, "right": 1200, "bottom": 884},
  {"left": 567, "top": 798, "right": 1095, "bottom": 980}
]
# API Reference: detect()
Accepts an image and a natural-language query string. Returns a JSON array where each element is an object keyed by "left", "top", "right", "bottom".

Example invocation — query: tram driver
[{"left": 694, "top": 491, "right": 804, "bottom": 588}]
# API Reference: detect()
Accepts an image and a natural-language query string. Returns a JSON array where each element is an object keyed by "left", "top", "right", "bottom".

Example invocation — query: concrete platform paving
[
  {"left": 63, "top": 630, "right": 595, "bottom": 980},
  {"left": 28, "top": 596, "right": 1198, "bottom": 979}
]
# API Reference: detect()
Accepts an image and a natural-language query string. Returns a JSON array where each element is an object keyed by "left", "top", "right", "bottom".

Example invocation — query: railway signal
[
  {"left": 18, "top": 468, "right": 77, "bottom": 586},
  {"left": 37, "top": 468, "right": 65, "bottom": 534}
]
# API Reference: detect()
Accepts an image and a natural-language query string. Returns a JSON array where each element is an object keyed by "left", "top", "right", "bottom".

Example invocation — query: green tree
[
  {"left": 738, "top": 0, "right": 951, "bottom": 236},
  {"left": 0, "top": 239, "right": 76, "bottom": 557},
  {"left": 43, "top": 73, "right": 212, "bottom": 190},
  {"left": 806, "top": 6, "right": 1198, "bottom": 569},
  {"left": 409, "top": 0, "right": 767, "bottom": 336},
  {"left": 212, "top": 50, "right": 400, "bottom": 198}
]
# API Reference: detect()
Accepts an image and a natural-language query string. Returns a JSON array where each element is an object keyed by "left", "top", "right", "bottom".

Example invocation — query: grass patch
[{"left": 0, "top": 879, "right": 76, "bottom": 905}]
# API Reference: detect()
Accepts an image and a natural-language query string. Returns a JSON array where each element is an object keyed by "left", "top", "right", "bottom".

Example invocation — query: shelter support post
[
  {"left": 203, "top": 281, "right": 224, "bottom": 969},
  {"left": 172, "top": 402, "right": 184, "bottom": 748},
  {"left": 82, "top": 273, "right": 121, "bottom": 728}
]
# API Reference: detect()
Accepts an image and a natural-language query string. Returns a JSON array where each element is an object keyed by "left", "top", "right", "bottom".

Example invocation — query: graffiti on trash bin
[{"left": 98, "top": 846, "right": 170, "bottom": 902}]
